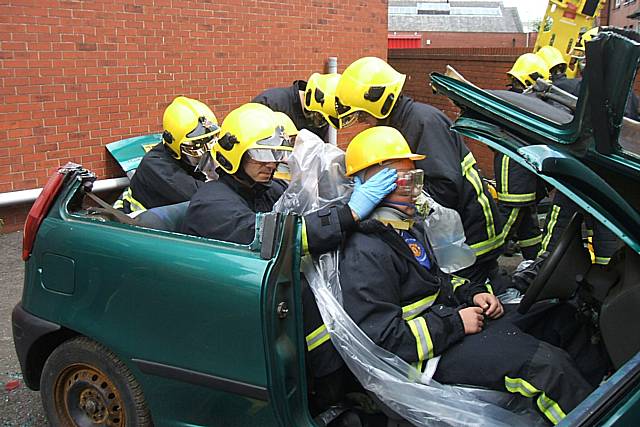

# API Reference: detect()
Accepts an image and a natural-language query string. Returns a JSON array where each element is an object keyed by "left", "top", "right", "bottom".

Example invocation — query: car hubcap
[{"left": 54, "top": 364, "right": 125, "bottom": 426}]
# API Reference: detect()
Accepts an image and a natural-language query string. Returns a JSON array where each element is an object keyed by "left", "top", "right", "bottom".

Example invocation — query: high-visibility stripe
[
  {"left": 497, "top": 192, "right": 537, "bottom": 204},
  {"left": 123, "top": 188, "right": 146, "bottom": 213},
  {"left": 113, "top": 199, "right": 124, "bottom": 209},
  {"left": 306, "top": 324, "right": 330, "bottom": 352},
  {"left": 470, "top": 207, "right": 519, "bottom": 257},
  {"left": 485, "top": 283, "right": 494, "bottom": 294},
  {"left": 518, "top": 234, "right": 543, "bottom": 248},
  {"left": 450, "top": 276, "right": 467, "bottom": 293},
  {"left": 402, "top": 291, "right": 439, "bottom": 320},
  {"left": 504, "top": 376, "right": 567, "bottom": 425},
  {"left": 461, "top": 153, "right": 496, "bottom": 240},
  {"left": 594, "top": 256, "right": 611, "bottom": 265},
  {"left": 539, "top": 205, "right": 561, "bottom": 255},
  {"left": 500, "top": 207, "right": 520, "bottom": 238},
  {"left": 301, "top": 217, "right": 309, "bottom": 256},
  {"left": 407, "top": 317, "right": 434, "bottom": 360},
  {"left": 501, "top": 155, "right": 509, "bottom": 195}
]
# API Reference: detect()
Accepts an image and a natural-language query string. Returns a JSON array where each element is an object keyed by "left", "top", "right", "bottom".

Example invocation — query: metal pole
[
  {"left": 326, "top": 56, "right": 338, "bottom": 146},
  {"left": 0, "top": 177, "right": 130, "bottom": 208}
]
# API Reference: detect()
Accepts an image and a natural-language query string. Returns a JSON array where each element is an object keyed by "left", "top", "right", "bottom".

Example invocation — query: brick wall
[
  {"left": 389, "top": 31, "right": 539, "bottom": 49},
  {"left": 0, "top": 0, "right": 388, "bottom": 232},
  {"left": 389, "top": 47, "right": 530, "bottom": 179}
]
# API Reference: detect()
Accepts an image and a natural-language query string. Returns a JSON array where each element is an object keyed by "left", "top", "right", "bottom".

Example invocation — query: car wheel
[{"left": 41, "top": 336, "right": 152, "bottom": 427}]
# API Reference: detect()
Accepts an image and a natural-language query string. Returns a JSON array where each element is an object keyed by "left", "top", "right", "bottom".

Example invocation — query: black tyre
[{"left": 41, "top": 337, "right": 152, "bottom": 427}]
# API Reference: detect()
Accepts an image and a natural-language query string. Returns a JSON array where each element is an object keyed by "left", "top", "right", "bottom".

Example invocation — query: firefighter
[
  {"left": 252, "top": 73, "right": 341, "bottom": 142},
  {"left": 537, "top": 45, "right": 581, "bottom": 96},
  {"left": 114, "top": 96, "right": 220, "bottom": 214},
  {"left": 334, "top": 57, "right": 507, "bottom": 294},
  {"left": 493, "top": 54, "right": 550, "bottom": 260},
  {"left": 332, "top": 126, "right": 610, "bottom": 425},
  {"left": 181, "top": 102, "right": 397, "bottom": 245},
  {"left": 180, "top": 103, "right": 396, "bottom": 416}
]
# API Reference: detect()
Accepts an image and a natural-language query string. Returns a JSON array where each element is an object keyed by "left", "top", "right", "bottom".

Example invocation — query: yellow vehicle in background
[{"left": 534, "top": 0, "right": 607, "bottom": 77}]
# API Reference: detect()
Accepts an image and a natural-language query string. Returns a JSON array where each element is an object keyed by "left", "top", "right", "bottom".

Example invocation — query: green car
[{"left": 11, "top": 30, "right": 640, "bottom": 426}]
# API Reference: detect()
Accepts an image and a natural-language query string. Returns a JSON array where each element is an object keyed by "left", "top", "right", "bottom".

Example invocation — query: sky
[{"left": 502, "top": 0, "right": 549, "bottom": 28}]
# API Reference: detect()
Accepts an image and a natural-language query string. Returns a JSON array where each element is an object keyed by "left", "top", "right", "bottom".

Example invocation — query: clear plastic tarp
[{"left": 274, "top": 130, "right": 543, "bottom": 426}]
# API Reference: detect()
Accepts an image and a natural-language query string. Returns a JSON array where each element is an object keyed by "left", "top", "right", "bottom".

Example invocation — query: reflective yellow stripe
[
  {"left": 123, "top": 188, "right": 146, "bottom": 213},
  {"left": 451, "top": 276, "right": 468, "bottom": 292},
  {"left": 306, "top": 324, "right": 330, "bottom": 352},
  {"left": 518, "top": 234, "right": 543, "bottom": 248},
  {"left": 301, "top": 217, "right": 309, "bottom": 256},
  {"left": 501, "top": 155, "right": 509, "bottom": 194},
  {"left": 485, "top": 283, "right": 494, "bottom": 294},
  {"left": 594, "top": 256, "right": 611, "bottom": 265},
  {"left": 470, "top": 207, "right": 519, "bottom": 257},
  {"left": 504, "top": 377, "right": 566, "bottom": 425},
  {"left": 407, "top": 317, "right": 434, "bottom": 360},
  {"left": 500, "top": 207, "right": 520, "bottom": 238},
  {"left": 461, "top": 153, "right": 496, "bottom": 240},
  {"left": 113, "top": 199, "right": 124, "bottom": 209},
  {"left": 497, "top": 192, "right": 537, "bottom": 203},
  {"left": 539, "top": 205, "right": 561, "bottom": 255},
  {"left": 402, "top": 291, "right": 440, "bottom": 320}
]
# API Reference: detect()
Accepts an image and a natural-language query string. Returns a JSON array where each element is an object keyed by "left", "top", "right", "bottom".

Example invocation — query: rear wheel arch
[{"left": 23, "top": 327, "right": 78, "bottom": 390}]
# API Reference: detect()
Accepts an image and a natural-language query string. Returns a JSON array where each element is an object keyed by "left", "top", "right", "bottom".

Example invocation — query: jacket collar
[{"left": 218, "top": 170, "right": 272, "bottom": 201}]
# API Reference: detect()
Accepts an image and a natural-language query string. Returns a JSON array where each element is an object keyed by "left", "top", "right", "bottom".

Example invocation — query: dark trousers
[
  {"left": 498, "top": 204, "right": 542, "bottom": 260},
  {"left": 540, "top": 192, "right": 619, "bottom": 264},
  {"left": 433, "top": 303, "right": 611, "bottom": 425}
]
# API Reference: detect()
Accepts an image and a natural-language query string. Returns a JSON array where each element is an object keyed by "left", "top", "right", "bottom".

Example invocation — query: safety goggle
[
  {"left": 246, "top": 147, "right": 292, "bottom": 163},
  {"left": 396, "top": 169, "right": 424, "bottom": 199}
]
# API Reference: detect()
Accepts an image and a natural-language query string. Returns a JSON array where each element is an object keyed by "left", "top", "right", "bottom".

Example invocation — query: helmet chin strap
[{"left": 383, "top": 200, "right": 417, "bottom": 210}]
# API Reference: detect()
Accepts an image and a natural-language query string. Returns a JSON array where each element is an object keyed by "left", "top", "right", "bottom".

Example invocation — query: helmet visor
[
  {"left": 248, "top": 127, "right": 293, "bottom": 163},
  {"left": 338, "top": 111, "right": 363, "bottom": 129}
]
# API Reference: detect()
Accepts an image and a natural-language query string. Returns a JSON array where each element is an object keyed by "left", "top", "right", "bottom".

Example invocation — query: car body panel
[{"left": 19, "top": 172, "right": 309, "bottom": 426}]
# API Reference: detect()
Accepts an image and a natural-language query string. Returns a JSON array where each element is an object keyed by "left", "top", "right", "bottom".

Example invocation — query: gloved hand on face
[{"left": 348, "top": 168, "right": 398, "bottom": 221}]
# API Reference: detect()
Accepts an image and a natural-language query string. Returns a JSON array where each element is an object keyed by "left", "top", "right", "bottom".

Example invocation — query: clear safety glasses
[{"left": 396, "top": 169, "right": 424, "bottom": 199}]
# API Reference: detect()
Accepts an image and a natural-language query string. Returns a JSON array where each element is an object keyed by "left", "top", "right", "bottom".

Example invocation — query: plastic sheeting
[{"left": 274, "top": 130, "right": 543, "bottom": 426}]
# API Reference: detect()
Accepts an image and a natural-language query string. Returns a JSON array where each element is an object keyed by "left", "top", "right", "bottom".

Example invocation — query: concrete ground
[{"left": 0, "top": 231, "right": 47, "bottom": 426}]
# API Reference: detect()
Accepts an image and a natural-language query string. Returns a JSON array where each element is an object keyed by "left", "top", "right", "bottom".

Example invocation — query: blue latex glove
[{"left": 348, "top": 168, "right": 398, "bottom": 220}]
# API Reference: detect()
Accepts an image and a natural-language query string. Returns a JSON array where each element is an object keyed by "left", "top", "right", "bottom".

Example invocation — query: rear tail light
[{"left": 22, "top": 171, "right": 66, "bottom": 261}]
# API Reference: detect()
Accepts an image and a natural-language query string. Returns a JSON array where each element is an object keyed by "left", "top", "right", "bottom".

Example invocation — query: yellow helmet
[
  {"left": 574, "top": 27, "right": 600, "bottom": 52},
  {"left": 345, "top": 126, "right": 424, "bottom": 176},
  {"left": 213, "top": 103, "right": 291, "bottom": 175},
  {"left": 303, "top": 73, "right": 342, "bottom": 129},
  {"left": 335, "top": 57, "right": 406, "bottom": 122},
  {"left": 507, "top": 53, "right": 550, "bottom": 88},
  {"left": 162, "top": 96, "right": 220, "bottom": 163},
  {"left": 536, "top": 46, "right": 567, "bottom": 72},
  {"left": 272, "top": 111, "right": 298, "bottom": 139}
]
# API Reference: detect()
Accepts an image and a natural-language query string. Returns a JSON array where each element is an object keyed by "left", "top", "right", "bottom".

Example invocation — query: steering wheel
[{"left": 518, "top": 212, "right": 590, "bottom": 314}]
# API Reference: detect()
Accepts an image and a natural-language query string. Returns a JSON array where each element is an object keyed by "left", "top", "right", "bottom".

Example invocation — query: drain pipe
[
  {"left": 0, "top": 177, "right": 130, "bottom": 208},
  {"left": 326, "top": 56, "right": 338, "bottom": 146}
]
